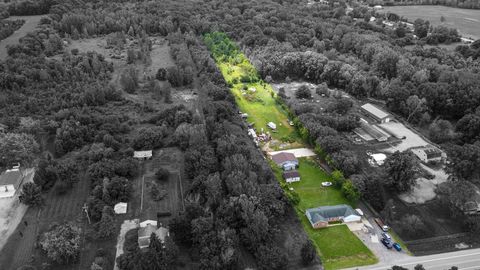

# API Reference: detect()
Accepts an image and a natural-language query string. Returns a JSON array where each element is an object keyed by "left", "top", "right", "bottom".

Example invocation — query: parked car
[
  {"left": 381, "top": 238, "right": 392, "bottom": 249},
  {"left": 381, "top": 232, "right": 392, "bottom": 241},
  {"left": 392, "top": 243, "right": 402, "bottom": 251},
  {"left": 321, "top": 182, "right": 332, "bottom": 187},
  {"left": 374, "top": 218, "right": 389, "bottom": 232}
]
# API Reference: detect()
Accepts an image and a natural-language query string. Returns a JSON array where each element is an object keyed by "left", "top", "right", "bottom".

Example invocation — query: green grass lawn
[
  {"left": 218, "top": 62, "right": 302, "bottom": 145},
  {"left": 206, "top": 32, "right": 377, "bottom": 270},
  {"left": 291, "top": 158, "right": 351, "bottom": 211},
  {"left": 273, "top": 158, "right": 377, "bottom": 269},
  {"left": 301, "top": 222, "right": 378, "bottom": 270}
]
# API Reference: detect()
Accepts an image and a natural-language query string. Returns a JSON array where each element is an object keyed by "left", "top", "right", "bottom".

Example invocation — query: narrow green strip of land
[{"left": 204, "top": 32, "right": 377, "bottom": 270}]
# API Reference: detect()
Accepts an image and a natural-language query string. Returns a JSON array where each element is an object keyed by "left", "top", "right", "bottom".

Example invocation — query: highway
[{"left": 346, "top": 249, "right": 480, "bottom": 270}]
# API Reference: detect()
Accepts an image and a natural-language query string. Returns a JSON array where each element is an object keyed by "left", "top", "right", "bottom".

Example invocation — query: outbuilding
[
  {"left": 410, "top": 146, "right": 444, "bottom": 163},
  {"left": 133, "top": 150, "right": 153, "bottom": 160},
  {"left": 361, "top": 103, "right": 392, "bottom": 124},
  {"left": 114, "top": 202, "right": 128, "bottom": 214},
  {"left": 283, "top": 170, "right": 300, "bottom": 183}
]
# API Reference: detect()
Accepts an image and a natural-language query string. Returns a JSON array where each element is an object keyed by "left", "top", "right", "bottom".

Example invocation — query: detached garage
[{"left": 282, "top": 170, "right": 300, "bottom": 183}]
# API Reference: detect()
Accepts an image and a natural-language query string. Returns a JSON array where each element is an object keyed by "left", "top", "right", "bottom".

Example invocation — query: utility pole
[{"left": 82, "top": 203, "right": 91, "bottom": 224}]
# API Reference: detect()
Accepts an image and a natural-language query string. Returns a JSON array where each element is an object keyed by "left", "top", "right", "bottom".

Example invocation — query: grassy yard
[
  {"left": 217, "top": 61, "right": 302, "bottom": 145},
  {"left": 302, "top": 222, "right": 378, "bottom": 269},
  {"left": 205, "top": 32, "right": 376, "bottom": 270}
]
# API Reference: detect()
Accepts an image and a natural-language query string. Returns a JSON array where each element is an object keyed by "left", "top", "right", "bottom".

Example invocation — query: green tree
[
  {"left": 19, "top": 182, "right": 43, "bottom": 206},
  {"left": 331, "top": 170, "right": 345, "bottom": 188},
  {"left": 295, "top": 85, "right": 311, "bottom": 99},
  {"left": 300, "top": 240, "right": 317, "bottom": 266},
  {"left": 341, "top": 180, "right": 360, "bottom": 202},
  {"left": 96, "top": 206, "right": 116, "bottom": 239},
  {"left": 0, "top": 132, "right": 39, "bottom": 165},
  {"left": 155, "top": 168, "right": 170, "bottom": 181},
  {"left": 383, "top": 151, "right": 418, "bottom": 192},
  {"left": 414, "top": 19, "right": 430, "bottom": 38},
  {"left": 40, "top": 223, "right": 81, "bottom": 264}
]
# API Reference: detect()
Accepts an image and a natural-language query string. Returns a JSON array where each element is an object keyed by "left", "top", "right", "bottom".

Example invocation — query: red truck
[{"left": 374, "top": 218, "right": 390, "bottom": 232}]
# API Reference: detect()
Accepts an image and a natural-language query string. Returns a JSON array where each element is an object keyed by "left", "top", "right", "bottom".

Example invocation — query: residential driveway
[
  {"left": 268, "top": 148, "right": 316, "bottom": 158},
  {"left": 351, "top": 219, "right": 411, "bottom": 265},
  {"left": 351, "top": 202, "right": 412, "bottom": 267}
]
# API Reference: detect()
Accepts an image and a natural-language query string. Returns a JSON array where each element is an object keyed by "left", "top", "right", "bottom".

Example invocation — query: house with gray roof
[
  {"left": 271, "top": 152, "right": 298, "bottom": 171},
  {"left": 305, "top": 204, "right": 361, "bottom": 229}
]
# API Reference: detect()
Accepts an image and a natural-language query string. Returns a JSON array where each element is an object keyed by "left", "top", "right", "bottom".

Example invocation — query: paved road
[{"left": 345, "top": 248, "right": 480, "bottom": 270}]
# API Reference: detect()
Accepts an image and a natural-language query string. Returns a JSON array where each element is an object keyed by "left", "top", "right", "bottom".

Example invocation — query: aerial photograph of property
[{"left": 0, "top": 0, "right": 479, "bottom": 269}]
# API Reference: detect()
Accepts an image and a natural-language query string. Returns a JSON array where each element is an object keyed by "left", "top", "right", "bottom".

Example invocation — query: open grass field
[{"left": 382, "top": 5, "right": 480, "bottom": 39}]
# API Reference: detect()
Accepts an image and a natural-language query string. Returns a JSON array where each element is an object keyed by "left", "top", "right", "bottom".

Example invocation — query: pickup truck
[{"left": 374, "top": 218, "right": 390, "bottom": 232}]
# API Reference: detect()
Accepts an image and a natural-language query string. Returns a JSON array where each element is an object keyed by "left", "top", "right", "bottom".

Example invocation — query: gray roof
[
  {"left": 361, "top": 103, "right": 390, "bottom": 120},
  {"left": 283, "top": 170, "right": 300, "bottom": 179},
  {"left": 0, "top": 170, "right": 23, "bottom": 188},
  {"left": 424, "top": 148, "right": 442, "bottom": 159},
  {"left": 271, "top": 152, "right": 297, "bottom": 165},
  {"left": 306, "top": 204, "right": 358, "bottom": 224}
]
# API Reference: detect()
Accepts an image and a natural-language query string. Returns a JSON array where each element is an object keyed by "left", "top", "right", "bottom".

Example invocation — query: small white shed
[
  {"left": 133, "top": 150, "right": 153, "bottom": 160},
  {"left": 114, "top": 202, "right": 128, "bottom": 214}
]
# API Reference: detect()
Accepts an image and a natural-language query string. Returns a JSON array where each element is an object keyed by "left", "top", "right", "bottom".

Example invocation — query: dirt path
[{"left": 0, "top": 15, "right": 43, "bottom": 60}]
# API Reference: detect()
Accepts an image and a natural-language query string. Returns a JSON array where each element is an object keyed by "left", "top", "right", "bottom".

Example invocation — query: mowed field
[{"left": 382, "top": 5, "right": 480, "bottom": 39}]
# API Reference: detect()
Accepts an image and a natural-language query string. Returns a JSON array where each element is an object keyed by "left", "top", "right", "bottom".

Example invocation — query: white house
[
  {"left": 133, "top": 150, "right": 152, "bottom": 160},
  {"left": 267, "top": 122, "right": 276, "bottom": 130},
  {"left": 283, "top": 170, "right": 300, "bottom": 183},
  {"left": 0, "top": 169, "right": 24, "bottom": 198}
]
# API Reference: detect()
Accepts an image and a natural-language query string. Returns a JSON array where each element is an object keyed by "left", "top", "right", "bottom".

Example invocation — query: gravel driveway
[{"left": 268, "top": 148, "right": 316, "bottom": 158}]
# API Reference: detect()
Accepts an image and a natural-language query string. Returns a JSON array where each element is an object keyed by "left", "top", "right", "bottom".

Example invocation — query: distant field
[{"left": 382, "top": 5, "right": 480, "bottom": 39}]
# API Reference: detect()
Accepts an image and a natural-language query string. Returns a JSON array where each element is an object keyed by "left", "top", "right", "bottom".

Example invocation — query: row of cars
[
  {"left": 381, "top": 232, "right": 402, "bottom": 251},
  {"left": 375, "top": 218, "right": 402, "bottom": 252}
]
